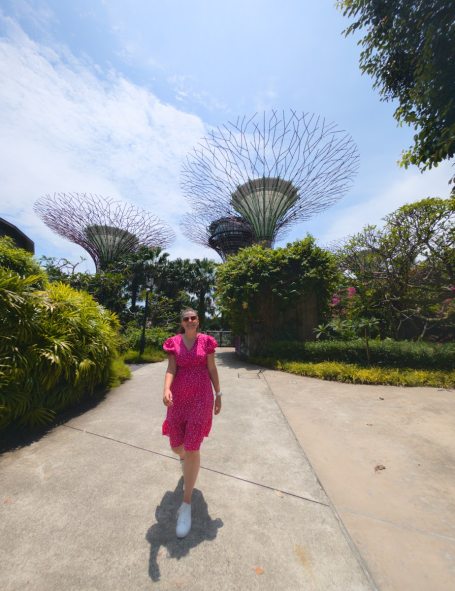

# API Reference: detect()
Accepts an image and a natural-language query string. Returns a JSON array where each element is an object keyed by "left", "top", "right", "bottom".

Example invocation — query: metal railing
[{"left": 203, "top": 330, "right": 234, "bottom": 347}]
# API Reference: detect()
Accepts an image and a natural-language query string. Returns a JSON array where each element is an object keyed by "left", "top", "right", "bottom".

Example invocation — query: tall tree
[
  {"left": 336, "top": 197, "right": 455, "bottom": 339},
  {"left": 337, "top": 0, "right": 455, "bottom": 189},
  {"left": 159, "top": 258, "right": 193, "bottom": 315},
  {"left": 189, "top": 259, "right": 217, "bottom": 329},
  {"left": 114, "top": 246, "right": 169, "bottom": 312},
  {"left": 384, "top": 196, "right": 455, "bottom": 282}
]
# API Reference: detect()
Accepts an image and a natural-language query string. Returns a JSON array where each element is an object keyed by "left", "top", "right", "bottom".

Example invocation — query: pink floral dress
[{"left": 162, "top": 333, "right": 218, "bottom": 451}]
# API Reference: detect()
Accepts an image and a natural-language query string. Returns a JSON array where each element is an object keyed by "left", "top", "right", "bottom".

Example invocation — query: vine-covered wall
[{"left": 216, "top": 236, "right": 339, "bottom": 352}]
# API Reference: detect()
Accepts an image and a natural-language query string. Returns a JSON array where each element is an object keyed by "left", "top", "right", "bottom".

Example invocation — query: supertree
[
  {"left": 182, "top": 211, "right": 256, "bottom": 262},
  {"left": 34, "top": 193, "right": 175, "bottom": 270},
  {"left": 181, "top": 109, "right": 360, "bottom": 255}
]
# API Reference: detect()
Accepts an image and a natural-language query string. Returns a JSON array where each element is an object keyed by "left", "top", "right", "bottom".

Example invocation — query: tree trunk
[
  {"left": 131, "top": 278, "right": 138, "bottom": 312},
  {"left": 365, "top": 326, "right": 371, "bottom": 367},
  {"left": 198, "top": 290, "right": 206, "bottom": 329}
]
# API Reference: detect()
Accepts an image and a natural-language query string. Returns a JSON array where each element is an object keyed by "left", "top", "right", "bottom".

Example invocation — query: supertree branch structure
[
  {"left": 181, "top": 110, "right": 360, "bottom": 249},
  {"left": 34, "top": 193, "right": 175, "bottom": 270}
]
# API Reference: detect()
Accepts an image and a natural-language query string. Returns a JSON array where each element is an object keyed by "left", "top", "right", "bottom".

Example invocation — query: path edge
[{"left": 259, "top": 368, "right": 380, "bottom": 591}]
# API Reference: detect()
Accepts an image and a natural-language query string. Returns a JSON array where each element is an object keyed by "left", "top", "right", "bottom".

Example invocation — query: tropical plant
[
  {"left": 40, "top": 255, "right": 87, "bottom": 282},
  {"left": 113, "top": 246, "right": 169, "bottom": 312},
  {"left": 67, "top": 270, "right": 129, "bottom": 320},
  {"left": 159, "top": 258, "right": 194, "bottom": 315},
  {"left": 0, "top": 269, "right": 120, "bottom": 430},
  {"left": 188, "top": 258, "right": 217, "bottom": 329},
  {"left": 337, "top": 0, "right": 455, "bottom": 190},
  {"left": 0, "top": 236, "right": 47, "bottom": 288}
]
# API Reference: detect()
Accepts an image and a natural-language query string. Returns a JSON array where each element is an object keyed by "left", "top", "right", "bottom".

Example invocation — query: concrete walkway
[
  {"left": 263, "top": 368, "right": 455, "bottom": 591},
  {"left": 1, "top": 349, "right": 374, "bottom": 591}
]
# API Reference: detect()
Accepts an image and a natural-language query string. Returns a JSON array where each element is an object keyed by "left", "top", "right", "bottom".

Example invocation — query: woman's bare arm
[
  {"left": 163, "top": 355, "right": 177, "bottom": 406},
  {"left": 207, "top": 353, "right": 222, "bottom": 415}
]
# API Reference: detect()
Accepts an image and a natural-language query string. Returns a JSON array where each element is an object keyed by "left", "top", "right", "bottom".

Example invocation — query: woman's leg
[
  {"left": 171, "top": 445, "right": 186, "bottom": 460},
  {"left": 182, "top": 450, "right": 200, "bottom": 504}
]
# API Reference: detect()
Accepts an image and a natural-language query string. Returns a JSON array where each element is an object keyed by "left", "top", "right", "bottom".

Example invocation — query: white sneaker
[
  {"left": 176, "top": 502, "right": 191, "bottom": 538},
  {"left": 179, "top": 459, "right": 185, "bottom": 474}
]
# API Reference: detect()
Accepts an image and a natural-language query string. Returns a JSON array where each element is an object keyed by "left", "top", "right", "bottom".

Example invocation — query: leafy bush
[
  {"left": 121, "top": 346, "right": 167, "bottom": 364},
  {"left": 216, "top": 236, "right": 339, "bottom": 336},
  {"left": 118, "top": 325, "right": 174, "bottom": 353},
  {"left": 263, "top": 339, "right": 455, "bottom": 371},
  {"left": 0, "top": 236, "right": 46, "bottom": 288},
  {"left": 251, "top": 358, "right": 455, "bottom": 388},
  {"left": 0, "top": 268, "right": 121, "bottom": 429}
]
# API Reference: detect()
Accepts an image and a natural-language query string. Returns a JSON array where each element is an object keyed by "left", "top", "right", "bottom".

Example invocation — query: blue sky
[{"left": 0, "top": 0, "right": 453, "bottom": 271}]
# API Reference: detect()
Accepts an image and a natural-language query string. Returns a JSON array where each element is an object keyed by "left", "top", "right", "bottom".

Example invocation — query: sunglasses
[{"left": 182, "top": 315, "right": 198, "bottom": 322}]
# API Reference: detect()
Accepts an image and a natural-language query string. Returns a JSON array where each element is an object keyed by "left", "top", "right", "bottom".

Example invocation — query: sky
[{"left": 0, "top": 0, "right": 453, "bottom": 272}]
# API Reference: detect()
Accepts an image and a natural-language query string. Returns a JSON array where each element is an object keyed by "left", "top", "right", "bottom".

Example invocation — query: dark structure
[
  {"left": 182, "top": 212, "right": 256, "bottom": 262},
  {"left": 34, "top": 193, "right": 175, "bottom": 270},
  {"left": 0, "top": 217, "right": 35, "bottom": 253},
  {"left": 208, "top": 216, "right": 256, "bottom": 260},
  {"left": 181, "top": 110, "right": 359, "bottom": 257}
]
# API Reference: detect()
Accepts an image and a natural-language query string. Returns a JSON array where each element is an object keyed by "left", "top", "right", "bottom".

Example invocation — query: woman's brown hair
[{"left": 178, "top": 308, "right": 199, "bottom": 334}]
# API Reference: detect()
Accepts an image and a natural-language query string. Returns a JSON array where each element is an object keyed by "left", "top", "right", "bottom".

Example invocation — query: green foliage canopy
[
  {"left": 337, "top": 0, "right": 455, "bottom": 186},
  {"left": 334, "top": 196, "right": 455, "bottom": 340},
  {"left": 40, "top": 247, "right": 219, "bottom": 330},
  {"left": 113, "top": 246, "right": 169, "bottom": 312},
  {"left": 188, "top": 258, "right": 217, "bottom": 328},
  {"left": 215, "top": 237, "right": 339, "bottom": 336}
]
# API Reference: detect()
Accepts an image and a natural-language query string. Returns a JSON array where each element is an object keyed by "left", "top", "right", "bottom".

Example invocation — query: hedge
[{"left": 263, "top": 339, "right": 455, "bottom": 371}]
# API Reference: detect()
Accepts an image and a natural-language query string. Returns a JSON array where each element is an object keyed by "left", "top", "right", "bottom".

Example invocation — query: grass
[
  {"left": 106, "top": 356, "right": 132, "bottom": 388},
  {"left": 121, "top": 345, "right": 167, "bottom": 365},
  {"left": 250, "top": 357, "right": 455, "bottom": 388}
]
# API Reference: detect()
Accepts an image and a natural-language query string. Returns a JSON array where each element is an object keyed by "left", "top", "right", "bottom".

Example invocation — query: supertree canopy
[
  {"left": 34, "top": 193, "right": 175, "bottom": 270},
  {"left": 181, "top": 212, "right": 256, "bottom": 262},
  {"left": 208, "top": 216, "right": 256, "bottom": 261},
  {"left": 181, "top": 110, "right": 360, "bottom": 255}
]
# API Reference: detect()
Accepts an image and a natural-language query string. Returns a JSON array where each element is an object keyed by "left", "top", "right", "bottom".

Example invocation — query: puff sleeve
[
  {"left": 163, "top": 337, "right": 176, "bottom": 355},
  {"left": 205, "top": 334, "right": 218, "bottom": 355}
]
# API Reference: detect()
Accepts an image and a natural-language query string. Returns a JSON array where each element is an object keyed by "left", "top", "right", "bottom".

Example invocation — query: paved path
[
  {"left": 1, "top": 350, "right": 373, "bottom": 591},
  {"left": 263, "top": 368, "right": 455, "bottom": 591}
]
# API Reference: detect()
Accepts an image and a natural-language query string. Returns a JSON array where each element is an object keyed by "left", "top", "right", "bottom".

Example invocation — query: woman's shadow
[{"left": 146, "top": 477, "right": 223, "bottom": 582}]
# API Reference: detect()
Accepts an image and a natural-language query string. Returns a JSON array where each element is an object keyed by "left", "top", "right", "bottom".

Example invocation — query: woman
[{"left": 162, "top": 308, "right": 222, "bottom": 538}]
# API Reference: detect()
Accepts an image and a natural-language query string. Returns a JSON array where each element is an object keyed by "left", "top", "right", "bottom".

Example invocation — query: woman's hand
[
  {"left": 163, "top": 389, "right": 173, "bottom": 407},
  {"left": 214, "top": 395, "right": 222, "bottom": 415}
]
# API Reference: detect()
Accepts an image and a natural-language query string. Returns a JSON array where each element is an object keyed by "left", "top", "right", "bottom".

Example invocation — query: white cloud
[
  {"left": 253, "top": 85, "right": 278, "bottom": 112},
  {"left": 315, "top": 160, "right": 454, "bottom": 245},
  {"left": 168, "top": 74, "right": 228, "bottom": 113},
  {"left": 5, "top": 0, "right": 55, "bottom": 30},
  {"left": 0, "top": 13, "right": 211, "bottom": 267}
]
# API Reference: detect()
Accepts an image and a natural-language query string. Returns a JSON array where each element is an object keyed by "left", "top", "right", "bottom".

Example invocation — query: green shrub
[
  {"left": 121, "top": 345, "right": 167, "bottom": 364},
  {"left": 107, "top": 356, "right": 132, "bottom": 388},
  {"left": 0, "top": 269, "right": 120, "bottom": 429},
  {"left": 251, "top": 357, "right": 455, "bottom": 388},
  {"left": 0, "top": 236, "right": 47, "bottom": 288},
  {"left": 216, "top": 236, "right": 339, "bottom": 337},
  {"left": 118, "top": 325, "right": 173, "bottom": 353},
  {"left": 263, "top": 339, "right": 455, "bottom": 371}
]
